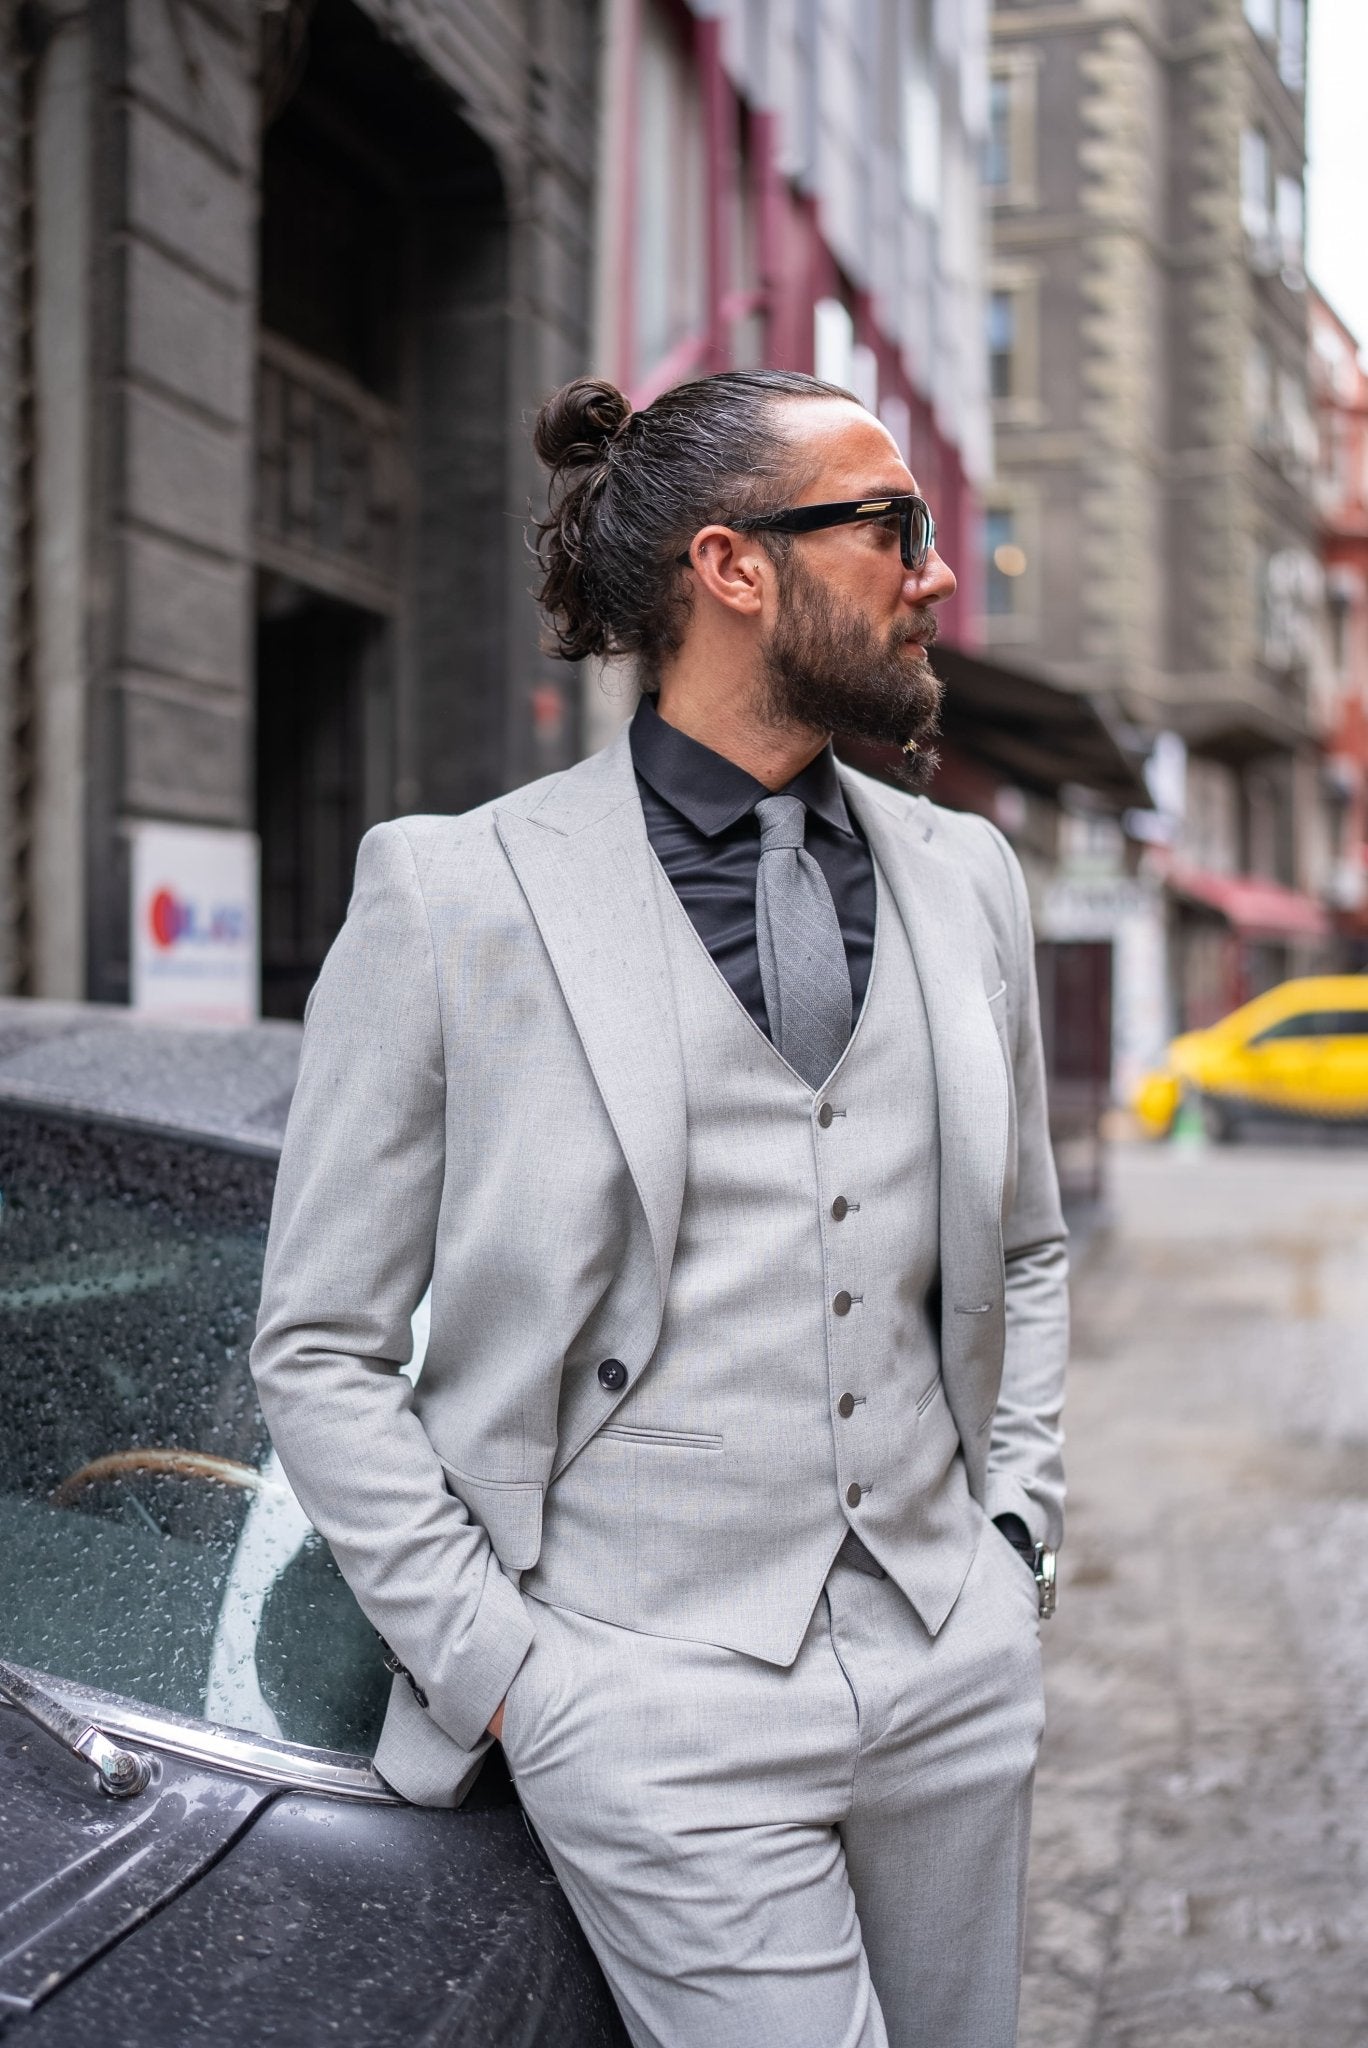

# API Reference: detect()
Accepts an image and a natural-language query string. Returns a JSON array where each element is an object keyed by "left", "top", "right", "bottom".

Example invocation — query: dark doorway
[
  {"left": 1036, "top": 939, "right": 1113, "bottom": 1213},
  {"left": 256, "top": 585, "right": 390, "bottom": 1019},
  {"left": 253, "top": 0, "right": 512, "bottom": 1017}
]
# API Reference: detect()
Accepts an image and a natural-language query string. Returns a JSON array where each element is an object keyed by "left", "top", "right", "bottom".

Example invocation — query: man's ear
[{"left": 685, "top": 526, "right": 774, "bottom": 619}]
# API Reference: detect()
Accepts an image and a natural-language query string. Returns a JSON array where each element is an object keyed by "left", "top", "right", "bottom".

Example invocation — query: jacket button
[
  {"left": 597, "top": 1358, "right": 628, "bottom": 1390},
  {"left": 846, "top": 1483, "right": 862, "bottom": 1508},
  {"left": 833, "top": 1290, "right": 852, "bottom": 1316},
  {"left": 837, "top": 1392, "right": 855, "bottom": 1418},
  {"left": 831, "top": 1196, "right": 849, "bottom": 1221},
  {"left": 817, "top": 1103, "right": 834, "bottom": 1128}
]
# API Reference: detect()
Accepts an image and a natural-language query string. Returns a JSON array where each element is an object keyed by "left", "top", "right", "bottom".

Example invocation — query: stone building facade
[
  {"left": 1, "top": 0, "right": 596, "bottom": 1012},
  {"left": 985, "top": 0, "right": 1330, "bottom": 1038}
]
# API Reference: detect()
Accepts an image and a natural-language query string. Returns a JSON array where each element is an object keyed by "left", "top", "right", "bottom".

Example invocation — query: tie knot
[{"left": 755, "top": 793, "right": 807, "bottom": 854}]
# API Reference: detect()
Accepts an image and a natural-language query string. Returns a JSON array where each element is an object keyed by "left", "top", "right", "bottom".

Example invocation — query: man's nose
[{"left": 904, "top": 549, "right": 957, "bottom": 604}]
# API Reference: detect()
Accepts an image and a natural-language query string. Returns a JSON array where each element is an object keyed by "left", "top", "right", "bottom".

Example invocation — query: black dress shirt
[{"left": 630, "top": 694, "right": 876, "bottom": 1040}]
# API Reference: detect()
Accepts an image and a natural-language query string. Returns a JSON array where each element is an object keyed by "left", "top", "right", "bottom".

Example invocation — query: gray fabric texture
[
  {"left": 525, "top": 848, "right": 980, "bottom": 1656},
  {"left": 753, "top": 791, "right": 853, "bottom": 1086},
  {"left": 503, "top": 1529, "right": 1045, "bottom": 2048},
  {"left": 249, "top": 724, "right": 1068, "bottom": 1807}
]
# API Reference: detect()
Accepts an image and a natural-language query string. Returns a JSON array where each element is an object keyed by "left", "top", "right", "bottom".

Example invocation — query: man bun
[
  {"left": 532, "top": 377, "right": 632, "bottom": 472},
  {"left": 529, "top": 368, "right": 854, "bottom": 681}
]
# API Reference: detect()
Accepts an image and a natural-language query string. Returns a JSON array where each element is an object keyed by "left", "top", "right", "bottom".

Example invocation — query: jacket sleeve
[
  {"left": 250, "top": 821, "right": 534, "bottom": 1753},
  {"left": 979, "top": 820, "right": 1069, "bottom": 1552}
]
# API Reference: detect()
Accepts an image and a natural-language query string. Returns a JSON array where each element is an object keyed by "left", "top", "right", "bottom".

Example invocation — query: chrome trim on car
[
  {"left": 1, "top": 1664, "right": 400, "bottom": 1803},
  {"left": 0, "top": 1658, "right": 153, "bottom": 1797}
]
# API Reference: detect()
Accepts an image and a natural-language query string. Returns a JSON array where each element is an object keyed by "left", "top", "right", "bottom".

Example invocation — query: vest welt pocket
[
  {"left": 915, "top": 1376, "right": 943, "bottom": 1417},
  {"left": 598, "top": 1423, "right": 723, "bottom": 1451},
  {"left": 435, "top": 1457, "right": 544, "bottom": 1572}
]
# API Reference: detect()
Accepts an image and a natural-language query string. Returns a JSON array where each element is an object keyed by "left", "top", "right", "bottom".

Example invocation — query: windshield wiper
[{"left": 0, "top": 1658, "right": 152, "bottom": 1798}]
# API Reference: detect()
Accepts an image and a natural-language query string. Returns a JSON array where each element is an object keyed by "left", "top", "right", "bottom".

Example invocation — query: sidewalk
[{"left": 1021, "top": 1140, "right": 1368, "bottom": 2047}]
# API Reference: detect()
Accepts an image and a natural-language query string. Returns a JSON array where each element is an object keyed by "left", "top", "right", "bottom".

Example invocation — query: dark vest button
[
  {"left": 846, "top": 1482, "right": 862, "bottom": 1508},
  {"left": 833, "top": 1290, "right": 852, "bottom": 1316},
  {"left": 597, "top": 1358, "right": 628, "bottom": 1391},
  {"left": 837, "top": 1392, "right": 855, "bottom": 1419},
  {"left": 831, "top": 1196, "right": 849, "bottom": 1221},
  {"left": 817, "top": 1103, "right": 834, "bottom": 1128}
]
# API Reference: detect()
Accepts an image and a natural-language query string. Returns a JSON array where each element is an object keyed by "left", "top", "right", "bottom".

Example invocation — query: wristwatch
[{"left": 1032, "top": 1543, "right": 1057, "bottom": 1620}]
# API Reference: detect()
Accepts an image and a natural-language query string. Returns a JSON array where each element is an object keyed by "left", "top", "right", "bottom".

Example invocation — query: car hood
[
  {"left": 0, "top": 1713, "right": 274, "bottom": 2024},
  {"left": 1, "top": 1732, "right": 626, "bottom": 2048}
]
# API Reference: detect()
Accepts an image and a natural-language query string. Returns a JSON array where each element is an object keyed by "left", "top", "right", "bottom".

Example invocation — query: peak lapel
[{"left": 494, "top": 731, "right": 687, "bottom": 1316}]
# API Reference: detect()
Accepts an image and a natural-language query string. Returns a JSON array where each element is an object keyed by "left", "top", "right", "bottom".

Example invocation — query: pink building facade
[
  {"left": 591, "top": 0, "right": 991, "bottom": 657},
  {"left": 1310, "top": 288, "right": 1368, "bottom": 960}
]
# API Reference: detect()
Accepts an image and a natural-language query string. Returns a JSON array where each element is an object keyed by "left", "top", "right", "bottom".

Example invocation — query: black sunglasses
[{"left": 732, "top": 493, "right": 936, "bottom": 571}]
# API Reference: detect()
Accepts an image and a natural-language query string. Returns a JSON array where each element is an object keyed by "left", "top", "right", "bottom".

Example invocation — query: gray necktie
[{"left": 754, "top": 794, "right": 853, "bottom": 1088}]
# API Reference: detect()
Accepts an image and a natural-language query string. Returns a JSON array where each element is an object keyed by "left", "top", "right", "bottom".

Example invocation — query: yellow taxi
[{"left": 1134, "top": 975, "right": 1368, "bottom": 1141}]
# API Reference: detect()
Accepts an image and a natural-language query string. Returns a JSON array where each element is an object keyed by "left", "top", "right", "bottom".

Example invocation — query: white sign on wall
[{"left": 130, "top": 822, "right": 260, "bottom": 1024}]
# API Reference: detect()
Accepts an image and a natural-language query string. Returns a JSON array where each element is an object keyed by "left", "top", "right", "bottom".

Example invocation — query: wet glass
[{"left": 0, "top": 1104, "right": 388, "bottom": 1756}]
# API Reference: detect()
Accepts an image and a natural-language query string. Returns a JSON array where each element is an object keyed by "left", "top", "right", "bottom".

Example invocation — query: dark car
[{"left": 0, "top": 999, "right": 627, "bottom": 2046}]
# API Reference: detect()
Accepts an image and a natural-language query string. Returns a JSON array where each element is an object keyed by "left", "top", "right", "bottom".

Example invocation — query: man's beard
[{"left": 760, "top": 555, "right": 943, "bottom": 790}]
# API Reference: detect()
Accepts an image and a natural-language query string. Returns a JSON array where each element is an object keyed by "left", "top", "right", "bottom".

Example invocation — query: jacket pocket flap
[{"left": 436, "top": 1458, "right": 543, "bottom": 1572}]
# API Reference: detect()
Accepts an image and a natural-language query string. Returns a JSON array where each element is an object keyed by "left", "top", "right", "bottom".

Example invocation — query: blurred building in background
[
  {"left": 1310, "top": 287, "right": 1368, "bottom": 966},
  {"left": 587, "top": 0, "right": 993, "bottom": 733},
  {"left": 7, "top": 0, "right": 1351, "bottom": 1199},
  {"left": 1, "top": 0, "right": 595, "bottom": 1013},
  {"left": 591, "top": 0, "right": 1149, "bottom": 1206},
  {"left": 984, "top": 0, "right": 1337, "bottom": 1085}
]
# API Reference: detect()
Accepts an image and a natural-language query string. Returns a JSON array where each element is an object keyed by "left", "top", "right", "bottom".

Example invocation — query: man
[{"left": 252, "top": 369, "right": 1067, "bottom": 2048}]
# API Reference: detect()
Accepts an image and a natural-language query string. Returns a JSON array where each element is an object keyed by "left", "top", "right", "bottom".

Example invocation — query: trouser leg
[
  {"left": 833, "top": 1527, "right": 1046, "bottom": 2048},
  {"left": 499, "top": 1595, "right": 889, "bottom": 2048}
]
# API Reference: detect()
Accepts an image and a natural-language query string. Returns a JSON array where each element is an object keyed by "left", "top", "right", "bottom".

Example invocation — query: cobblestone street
[{"left": 1021, "top": 1138, "right": 1368, "bottom": 2048}]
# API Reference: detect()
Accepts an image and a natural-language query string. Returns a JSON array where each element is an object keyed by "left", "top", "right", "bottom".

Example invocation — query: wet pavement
[{"left": 1021, "top": 1137, "right": 1368, "bottom": 2048}]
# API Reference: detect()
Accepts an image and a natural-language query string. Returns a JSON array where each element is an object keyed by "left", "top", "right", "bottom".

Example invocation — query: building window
[
  {"left": 1276, "top": 369, "right": 1316, "bottom": 478},
  {"left": 985, "top": 508, "right": 1026, "bottom": 616},
  {"left": 633, "top": 1, "right": 706, "bottom": 384},
  {"left": 1246, "top": 337, "right": 1273, "bottom": 442},
  {"left": 985, "top": 74, "right": 1011, "bottom": 189},
  {"left": 988, "top": 290, "right": 1015, "bottom": 401},
  {"left": 902, "top": 0, "right": 939, "bottom": 212},
  {"left": 983, "top": 61, "right": 1035, "bottom": 205},
  {"left": 1245, "top": 0, "right": 1305, "bottom": 90},
  {"left": 1240, "top": 127, "right": 1271, "bottom": 239},
  {"left": 1275, "top": 172, "right": 1303, "bottom": 268},
  {"left": 1278, "top": 0, "right": 1305, "bottom": 88}
]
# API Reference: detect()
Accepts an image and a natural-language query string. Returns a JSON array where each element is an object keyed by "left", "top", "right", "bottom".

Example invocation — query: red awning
[{"left": 1165, "top": 864, "right": 1330, "bottom": 941}]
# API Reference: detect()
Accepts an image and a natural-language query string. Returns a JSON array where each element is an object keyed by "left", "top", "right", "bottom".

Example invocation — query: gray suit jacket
[{"left": 250, "top": 727, "right": 1068, "bottom": 1804}]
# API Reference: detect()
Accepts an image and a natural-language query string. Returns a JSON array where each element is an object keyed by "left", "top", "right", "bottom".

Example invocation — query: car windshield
[{"left": 0, "top": 1102, "right": 388, "bottom": 1758}]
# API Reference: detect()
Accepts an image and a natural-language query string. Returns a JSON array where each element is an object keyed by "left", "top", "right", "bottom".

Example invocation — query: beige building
[{"left": 985, "top": 0, "right": 1331, "bottom": 1042}]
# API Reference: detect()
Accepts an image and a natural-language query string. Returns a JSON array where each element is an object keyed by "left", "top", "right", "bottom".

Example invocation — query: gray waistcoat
[{"left": 523, "top": 856, "right": 981, "bottom": 1664}]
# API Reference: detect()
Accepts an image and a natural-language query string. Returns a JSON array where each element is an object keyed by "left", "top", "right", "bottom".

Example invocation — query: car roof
[
  {"left": 0, "top": 999, "right": 301, "bottom": 1155},
  {"left": 1205, "top": 975, "right": 1368, "bottom": 1031},
  {"left": 1254, "top": 976, "right": 1368, "bottom": 1005}
]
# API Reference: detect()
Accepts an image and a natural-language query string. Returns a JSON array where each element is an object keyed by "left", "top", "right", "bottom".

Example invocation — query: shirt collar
[{"left": 629, "top": 695, "right": 856, "bottom": 840}]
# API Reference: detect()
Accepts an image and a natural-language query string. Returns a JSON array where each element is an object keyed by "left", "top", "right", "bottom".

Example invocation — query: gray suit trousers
[{"left": 499, "top": 1519, "right": 1045, "bottom": 2048}]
